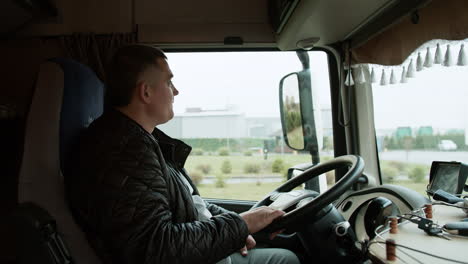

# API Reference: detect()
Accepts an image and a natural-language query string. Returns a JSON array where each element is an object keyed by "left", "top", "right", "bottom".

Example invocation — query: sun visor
[
  {"left": 135, "top": 0, "right": 275, "bottom": 45},
  {"left": 137, "top": 23, "right": 275, "bottom": 45}
]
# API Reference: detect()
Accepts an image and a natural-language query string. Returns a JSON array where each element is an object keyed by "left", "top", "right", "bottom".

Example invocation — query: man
[{"left": 66, "top": 45, "right": 300, "bottom": 264}]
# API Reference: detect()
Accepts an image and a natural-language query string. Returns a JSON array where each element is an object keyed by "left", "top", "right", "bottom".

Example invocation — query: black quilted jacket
[{"left": 66, "top": 109, "right": 249, "bottom": 264}]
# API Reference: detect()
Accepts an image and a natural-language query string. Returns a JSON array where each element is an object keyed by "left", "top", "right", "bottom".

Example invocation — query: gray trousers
[{"left": 230, "top": 248, "right": 300, "bottom": 264}]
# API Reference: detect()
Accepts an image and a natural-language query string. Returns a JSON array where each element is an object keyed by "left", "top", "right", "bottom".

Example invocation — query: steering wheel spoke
[
  {"left": 268, "top": 190, "right": 318, "bottom": 211},
  {"left": 251, "top": 155, "right": 364, "bottom": 233}
]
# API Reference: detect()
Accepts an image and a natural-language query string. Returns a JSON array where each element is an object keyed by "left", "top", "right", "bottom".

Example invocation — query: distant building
[
  {"left": 158, "top": 106, "right": 333, "bottom": 139},
  {"left": 158, "top": 109, "right": 247, "bottom": 138},
  {"left": 320, "top": 107, "right": 333, "bottom": 137},
  {"left": 417, "top": 126, "right": 434, "bottom": 136},
  {"left": 246, "top": 117, "right": 282, "bottom": 138}
]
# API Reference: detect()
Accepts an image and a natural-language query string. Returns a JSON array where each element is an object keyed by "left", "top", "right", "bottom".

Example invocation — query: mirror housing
[
  {"left": 279, "top": 69, "right": 320, "bottom": 155},
  {"left": 279, "top": 72, "right": 304, "bottom": 150},
  {"left": 279, "top": 50, "right": 322, "bottom": 192}
]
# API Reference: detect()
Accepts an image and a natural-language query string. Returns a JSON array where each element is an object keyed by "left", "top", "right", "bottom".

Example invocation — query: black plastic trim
[
  {"left": 327, "top": 48, "right": 348, "bottom": 180},
  {"left": 347, "top": 0, "right": 431, "bottom": 49},
  {"left": 375, "top": 134, "right": 383, "bottom": 184}
]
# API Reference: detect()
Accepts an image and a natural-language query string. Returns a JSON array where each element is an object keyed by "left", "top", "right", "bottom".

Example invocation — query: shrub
[
  {"left": 191, "top": 148, "right": 204, "bottom": 156},
  {"left": 381, "top": 166, "right": 398, "bottom": 183},
  {"left": 408, "top": 165, "right": 426, "bottom": 183},
  {"left": 189, "top": 170, "right": 204, "bottom": 186},
  {"left": 326, "top": 171, "right": 335, "bottom": 185},
  {"left": 221, "top": 159, "right": 232, "bottom": 174},
  {"left": 322, "top": 136, "right": 334, "bottom": 151},
  {"left": 244, "top": 163, "right": 261, "bottom": 174},
  {"left": 244, "top": 150, "right": 252, "bottom": 156},
  {"left": 215, "top": 174, "right": 226, "bottom": 188},
  {"left": 282, "top": 165, "right": 292, "bottom": 180},
  {"left": 386, "top": 160, "right": 408, "bottom": 174},
  {"left": 271, "top": 158, "right": 285, "bottom": 173},
  {"left": 218, "top": 147, "right": 230, "bottom": 156},
  {"left": 196, "top": 164, "right": 212, "bottom": 174}
]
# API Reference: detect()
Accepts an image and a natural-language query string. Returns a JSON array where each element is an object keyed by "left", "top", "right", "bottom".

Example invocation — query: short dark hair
[{"left": 106, "top": 45, "right": 167, "bottom": 107}]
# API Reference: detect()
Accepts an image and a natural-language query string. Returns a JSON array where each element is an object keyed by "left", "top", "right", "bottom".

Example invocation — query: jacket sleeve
[
  {"left": 206, "top": 201, "right": 235, "bottom": 216},
  {"left": 94, "top": 138, "right": 249, "bottom": 264}
]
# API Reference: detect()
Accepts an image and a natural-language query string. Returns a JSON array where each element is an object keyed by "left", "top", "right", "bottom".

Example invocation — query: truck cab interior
[{"left": 1, "top": 0, "right": 468, "bottom": 263}]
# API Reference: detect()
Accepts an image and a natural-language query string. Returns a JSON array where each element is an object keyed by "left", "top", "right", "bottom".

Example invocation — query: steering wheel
[{"left": 251, "top": 155, "right": 364, "bottom": 232}]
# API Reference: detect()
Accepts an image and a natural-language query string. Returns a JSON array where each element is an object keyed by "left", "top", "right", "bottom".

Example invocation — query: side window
[
  {"left": 371, "top": 40, "right": 468, "bottom": 195},
  {"left": 159, "top": 51, "right": 333, "bottom": 200}
]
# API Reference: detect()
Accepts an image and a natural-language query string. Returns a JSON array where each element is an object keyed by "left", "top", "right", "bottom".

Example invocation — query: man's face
[{"left": 143, "top": 57, "right": 179, "bottom": 125}]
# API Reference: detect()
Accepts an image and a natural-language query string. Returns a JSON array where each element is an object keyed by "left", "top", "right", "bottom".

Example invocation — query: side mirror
[{"left": 279, "top": 72, "right": 305, "bottom": 150}]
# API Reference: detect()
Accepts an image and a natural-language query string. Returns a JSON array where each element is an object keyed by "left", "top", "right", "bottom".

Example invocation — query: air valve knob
[{"left": 334, "top": 221, "right": 351, "bottom": 237}]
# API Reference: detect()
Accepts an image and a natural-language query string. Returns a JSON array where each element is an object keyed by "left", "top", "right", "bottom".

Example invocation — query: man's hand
[
  {"left": 239, "top": 235, "right": 256, "bottom": 256},
  {"left": 240, "top": 206, "right": 285, "bottom": 234}
]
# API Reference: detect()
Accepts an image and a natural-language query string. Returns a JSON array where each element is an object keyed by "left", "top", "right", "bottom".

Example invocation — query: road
[
  {"left": 202, "top": 176, "right": 282, "bottom": 184},
  {"left": 379, "top": 150, "right": 468, "bottom": 164}
]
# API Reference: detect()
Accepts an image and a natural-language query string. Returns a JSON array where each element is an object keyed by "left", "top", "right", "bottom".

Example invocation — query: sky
[
  {"left": 165, "top": 51, "right": 331, "bottom": 117},
  {"left": 372, "top": 64, "right": 468, "bottom": 130},
  {"left": 164, "top": 49, "right": 468, "bottom": 132}
]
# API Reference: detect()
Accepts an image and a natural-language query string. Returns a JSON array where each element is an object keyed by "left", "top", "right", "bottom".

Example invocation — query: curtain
[
  {"left": 351, "top": 0, "right": 468, "bottom": 66},
  {"left": 349, "top": 39, "right": 468, "bottom": 87},
  {"left": 60, "top": 33, "right": 136, "bottom": 82}
]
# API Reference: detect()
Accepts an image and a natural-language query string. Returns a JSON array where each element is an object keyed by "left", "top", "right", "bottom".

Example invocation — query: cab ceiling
[
  {"left": 136, "top": 0, "right": 274, "bottom": 45},
  {"left": 277, "top": 0, "right": 398, "bottom": 50},
  {"left": 2, "top": 0, "right": 399, "bottom": 49}
]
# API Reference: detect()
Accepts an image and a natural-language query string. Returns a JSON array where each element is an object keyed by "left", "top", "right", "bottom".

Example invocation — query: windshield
[
  {"left": 159, "top": 51, "right": 333, "bottom": 200},
  {"left": 371, "top": 40, "right": 468, "bottom": 195}
]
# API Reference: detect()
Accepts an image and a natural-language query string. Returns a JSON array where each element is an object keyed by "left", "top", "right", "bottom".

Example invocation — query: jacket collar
[
  {"left": 152, "top": 128, "right": 192, "bottom": 169},
  {"left": 109, "top": 108, "right": 156, "bottom": 142},
  {"left": 109, "top": 108, "right": 192, "bottom": 169}
]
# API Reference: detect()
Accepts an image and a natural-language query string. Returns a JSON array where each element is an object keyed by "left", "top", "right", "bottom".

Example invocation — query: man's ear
[{"left": 136, "top": 81, "right": 151, "bottom": 104}]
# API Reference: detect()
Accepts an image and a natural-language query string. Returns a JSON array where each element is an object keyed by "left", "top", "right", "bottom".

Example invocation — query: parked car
[{"left": 438, "top": 140, "right": 457, "bottom": 151}]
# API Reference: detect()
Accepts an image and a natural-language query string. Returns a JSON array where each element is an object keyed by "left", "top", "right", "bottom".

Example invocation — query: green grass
[
  {"left": 185, "top": 153, "right": 315, "bottom": 177},
  {"left": 188, "top": 153, "right": 326, "bottom": 200},
  {"left": 190, "top": 154, "right": 430, "bottom": 200},
  {"left": 197, "top": 182, "right": 282, "bottom": 201},
  {"left": 391, "top": 180, "right": 428, "bottom": 196}
]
